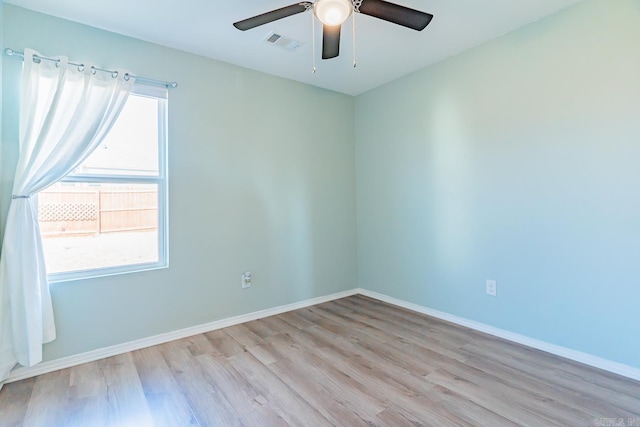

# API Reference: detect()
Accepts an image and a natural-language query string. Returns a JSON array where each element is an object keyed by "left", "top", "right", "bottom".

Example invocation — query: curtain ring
[
  {"left": 78, "top": 64, "right": 85, "bottom": 72},
  {"left": 55, "top": 60, "right": 60, "bottom": 68},
  {"left": 33, "top": 57, "right": 41, "bottom": 64},
  {"left": 124, "top": 73, "right": 130, "bottom": 81},
  {"left": 111, "top": 71, "right": 119, "bottom": 78},
  {"left": 91, "top": 66, "right": 97, "bottom": 75}
]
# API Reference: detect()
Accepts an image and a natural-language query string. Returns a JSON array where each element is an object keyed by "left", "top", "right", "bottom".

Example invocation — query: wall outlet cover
[{"left": 486, "top": 279, "right": 497, "bottom": 297}]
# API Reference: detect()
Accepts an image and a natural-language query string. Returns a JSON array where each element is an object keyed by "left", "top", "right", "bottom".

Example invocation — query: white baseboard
[
  {"left": 6, "top": 289, "right": 359, "bottom": 384},
  {"left": 8, "top": 287, "right": 640, "bottom": 384},
  {"left": 357, "top": 289, "right": 640, "bottom": 382}
]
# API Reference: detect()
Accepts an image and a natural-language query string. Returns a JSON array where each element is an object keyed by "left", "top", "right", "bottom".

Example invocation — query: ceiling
[{"left": 4, "top": 0, "right": 583, "bottom": 96}]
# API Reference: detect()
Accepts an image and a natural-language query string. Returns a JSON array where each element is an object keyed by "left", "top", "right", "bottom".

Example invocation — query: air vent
[{"left": 263, "top": 31, "right": 303, "bottom": 52}]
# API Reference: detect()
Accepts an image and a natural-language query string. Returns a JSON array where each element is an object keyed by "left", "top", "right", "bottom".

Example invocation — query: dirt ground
[{"left": 42, "top": 230, "right": 158, "bottom": 274}]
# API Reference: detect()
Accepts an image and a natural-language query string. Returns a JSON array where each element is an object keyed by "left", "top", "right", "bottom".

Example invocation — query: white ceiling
[{"left": 5, "top": 0, "right": 583, "bottom": 96}]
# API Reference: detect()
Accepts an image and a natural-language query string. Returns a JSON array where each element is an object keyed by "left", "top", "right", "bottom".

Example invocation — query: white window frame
[{"left": 46, "top": 83, "right": 169, "bottom": 282}]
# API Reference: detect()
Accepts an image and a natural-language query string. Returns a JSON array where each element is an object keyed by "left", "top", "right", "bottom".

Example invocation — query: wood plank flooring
[{"left": 1, "top": 295, "right": 639, "bottom": 426}]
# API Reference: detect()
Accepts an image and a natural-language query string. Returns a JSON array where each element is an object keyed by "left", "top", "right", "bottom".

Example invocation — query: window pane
[
  {"left": 39, "top": 182, "right": 159, "bottom": 274},
  {"left": 74, "top": 94, "right": 159, "bottom": 176}
]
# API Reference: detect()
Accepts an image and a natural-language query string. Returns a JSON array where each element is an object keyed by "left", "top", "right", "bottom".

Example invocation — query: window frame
[{"left": 45, "top": 83, "right": 169, "bottom": 283}]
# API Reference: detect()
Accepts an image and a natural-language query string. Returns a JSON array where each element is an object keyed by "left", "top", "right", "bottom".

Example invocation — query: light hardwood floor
[{"left": 1, "top": 295, "right": 639, "bottom": 426}]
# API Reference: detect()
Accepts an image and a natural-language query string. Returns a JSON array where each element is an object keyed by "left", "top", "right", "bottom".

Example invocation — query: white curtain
[{"left": 0, "top": 48, "right": 135, "bottom": 385}]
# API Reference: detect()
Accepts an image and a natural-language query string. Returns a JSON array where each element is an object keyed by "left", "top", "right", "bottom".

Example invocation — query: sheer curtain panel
[{"left": 0, "top": 48, "right": 134, "bottom": 386}]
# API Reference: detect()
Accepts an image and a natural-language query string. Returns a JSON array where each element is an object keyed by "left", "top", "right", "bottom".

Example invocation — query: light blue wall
[
  {"left": 1, "top": 5, "right": 357, "bottom": 362},
  {"left": 0, "top": 1, "right": 6, "bottom": 244},
  {"left": 356, "top": 0, "right": 640, "bottom": 368}
]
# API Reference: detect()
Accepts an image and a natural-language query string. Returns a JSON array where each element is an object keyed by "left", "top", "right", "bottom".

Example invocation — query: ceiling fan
[{"left": 233, "top": 0, "right": 433, "bottom": 60}]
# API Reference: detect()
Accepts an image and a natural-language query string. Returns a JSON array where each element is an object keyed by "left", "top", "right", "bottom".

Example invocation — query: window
[{"left": 38, "top": 83, "right": 168, "bottom": 280}]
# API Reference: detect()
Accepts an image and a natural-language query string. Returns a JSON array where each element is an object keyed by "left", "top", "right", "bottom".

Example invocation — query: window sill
[{"left": 48, "top": 261, "right": 168, "bottom": 284}]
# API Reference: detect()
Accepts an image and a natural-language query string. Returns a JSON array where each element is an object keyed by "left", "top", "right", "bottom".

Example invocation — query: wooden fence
[{"left": 38, "top": 185, "right": 157, "bottom": 238}]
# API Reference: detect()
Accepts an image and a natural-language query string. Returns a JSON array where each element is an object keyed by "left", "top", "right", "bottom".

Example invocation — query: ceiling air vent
[{"left": 263, "top": 31, "right": 303, "bottom": 52}]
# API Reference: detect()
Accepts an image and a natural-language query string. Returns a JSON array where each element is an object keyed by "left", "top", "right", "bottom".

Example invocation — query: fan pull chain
[
  {"left": 312, "top": 11, "right": 317, "bottom": 74},
  {"left": 352, "top": 12, "right": 357, "bottom": 68}
]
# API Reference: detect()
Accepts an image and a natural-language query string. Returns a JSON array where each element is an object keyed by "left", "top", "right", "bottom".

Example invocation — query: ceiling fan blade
[
  {"left": 322, "top": 24, "right": 341, "bottom": 59},
  {"left": 233, "top": 3, "right": 311, "bottom": 31},
  {"left": 358, "top": 0, "right": 433, "bottom": 31}
]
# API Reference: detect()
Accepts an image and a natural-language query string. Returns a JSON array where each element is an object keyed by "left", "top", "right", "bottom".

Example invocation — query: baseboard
[
  {"left": 8, "top": 287, "right": 640, "bottom": 384},
  {"left": 6, "top": 288, "right": 359, "bottom": 384},
  {"left": 357, "top": 289, "right": 640, "bottom": 382}
]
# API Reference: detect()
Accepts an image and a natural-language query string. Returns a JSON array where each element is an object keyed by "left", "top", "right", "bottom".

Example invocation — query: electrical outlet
[
  {"left": 486, "top": 279, "right": 497, "bottom": 297},
  {"left": 242, "top": 272, "right": 252, "bottom": 289}
]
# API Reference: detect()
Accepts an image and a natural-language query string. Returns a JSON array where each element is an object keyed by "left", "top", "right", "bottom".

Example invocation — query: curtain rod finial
[{"left": 4, "top": 48, "right": 15, "bottom": 56}]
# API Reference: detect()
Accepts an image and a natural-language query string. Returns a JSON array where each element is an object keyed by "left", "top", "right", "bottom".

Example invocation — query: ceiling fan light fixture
[{"left": 314, "top": 0, "right": 353, "bottom": 26}]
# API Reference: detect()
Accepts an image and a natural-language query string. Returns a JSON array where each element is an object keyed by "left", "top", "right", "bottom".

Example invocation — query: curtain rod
[{"left": 4, "top": 48, "right": 178, "bottom": 89}]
